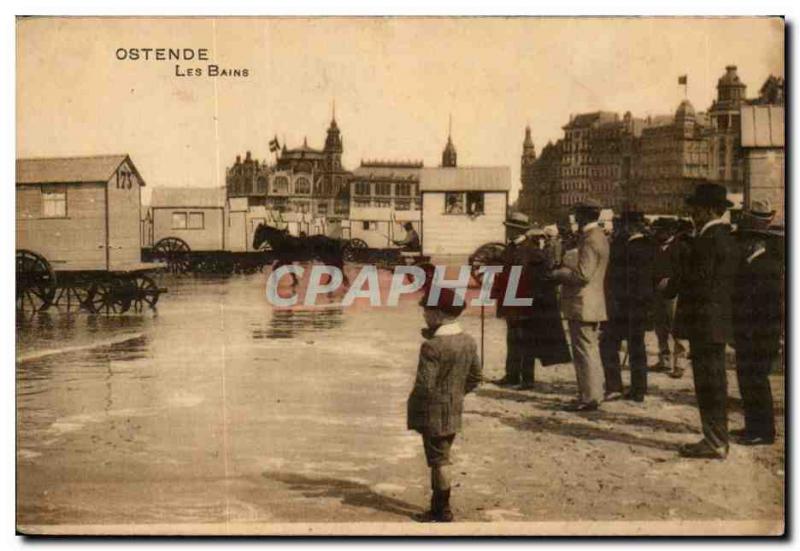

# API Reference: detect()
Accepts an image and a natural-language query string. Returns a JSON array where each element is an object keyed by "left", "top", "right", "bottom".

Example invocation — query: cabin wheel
[
  {"left": 52, "top": 277, "right": 94, "bottom": 312},
  {"left": 86, "top": 277, "right": 132, "bottom": 315},
  {"left": 128, "top": 274, "right": 159, "bottom": 311},
  {"left": 153, "top": 237, "right": 192, "bottom": 274},
  {"left": 343, "top": 238, "right": 368, "bottom": 262},
  {"left": 16, "top": 249, "right": 56, "bottom": 313},
  {"left": 469, "top": 242, "right": 507, "bottom": 286}
]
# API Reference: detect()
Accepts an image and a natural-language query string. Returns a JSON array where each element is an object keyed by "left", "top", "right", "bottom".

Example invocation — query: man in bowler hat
[
  {"left": 672, "top": 181, "right": 739, "bottom": 459},
  {"left": 732, "top": 200, "right": 782, "bottom": 445},
  {"left": 551, "top": 199, "right": 610, "bottom": 411}
]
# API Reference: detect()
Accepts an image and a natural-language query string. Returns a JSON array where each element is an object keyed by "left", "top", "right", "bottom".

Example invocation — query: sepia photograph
[{"left": 14, "top": 15, "right": 785, "bottom": 536}]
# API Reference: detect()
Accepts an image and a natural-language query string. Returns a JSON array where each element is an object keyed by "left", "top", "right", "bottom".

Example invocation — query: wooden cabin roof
[
  {"left": 150, "top": 186, "right": 226, "bottom": 208},
  {"left": 741, "top": 105, "right": 784, "bottom": 148},
  {"left": 419, "top": 166, "right": 510, "bottom": 192},
  {"left": 16, "top": 154, "right": 143, "bottom": 185}
]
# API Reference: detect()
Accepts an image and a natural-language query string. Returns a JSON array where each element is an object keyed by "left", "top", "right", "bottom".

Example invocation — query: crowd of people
[
  {"left": 404, "top": 180, "right": 783, "bottom": 522},
  {"left": 491, "top": 181, "right": 783, "bottom": 454}
]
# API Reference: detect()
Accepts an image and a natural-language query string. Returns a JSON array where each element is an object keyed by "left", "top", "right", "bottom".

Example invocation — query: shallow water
[{"left": 16, "top": 271, "right": 504, "bottom": 526}]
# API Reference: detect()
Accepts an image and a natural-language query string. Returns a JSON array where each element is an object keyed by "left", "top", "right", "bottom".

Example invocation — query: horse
[{"left": 252, "top": 223, "right": 349, "bottom": 286}]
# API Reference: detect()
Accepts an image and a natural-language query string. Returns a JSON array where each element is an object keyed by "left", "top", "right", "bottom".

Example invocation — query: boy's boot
[
  {"left": 437, "top": 489, "right": 454, "bottom": 522},
  {"left": 413, "top": 490, "right": 453, "bottom": 522}
]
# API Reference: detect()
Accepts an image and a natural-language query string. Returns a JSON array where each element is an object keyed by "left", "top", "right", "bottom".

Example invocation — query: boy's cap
[{"left": 419, "top": 286, "right": 466, "bottom": 317}]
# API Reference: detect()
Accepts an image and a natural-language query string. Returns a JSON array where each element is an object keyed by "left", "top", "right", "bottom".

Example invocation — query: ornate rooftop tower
[{"left": 441, "top": 115, "right": 457, "bottom": 168}]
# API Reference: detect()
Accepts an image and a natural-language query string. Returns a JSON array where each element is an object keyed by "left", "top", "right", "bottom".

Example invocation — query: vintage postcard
[{"left": 15, "top": 16, "right": 785, "bottom": 536}]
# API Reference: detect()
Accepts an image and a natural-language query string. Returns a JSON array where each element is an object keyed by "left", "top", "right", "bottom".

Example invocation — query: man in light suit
[{"left": 551, "top": 199, "right": 610, "bottom": 411}]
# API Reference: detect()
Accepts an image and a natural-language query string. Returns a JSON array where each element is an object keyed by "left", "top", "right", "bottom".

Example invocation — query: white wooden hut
[
  {"left": 149, "top": 187, "right": 226, "bottom": 252},
  {"left": 741, "top": 104, "right": 785, "bottom": 224},
  {"left": 419, "top": 166, "right": 510, "bottom": 257}
]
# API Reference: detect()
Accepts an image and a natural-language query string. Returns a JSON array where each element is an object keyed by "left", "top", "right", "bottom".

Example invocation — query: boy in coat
[{"left": 407, "top": 286, "right": 482, "bottom": 522}]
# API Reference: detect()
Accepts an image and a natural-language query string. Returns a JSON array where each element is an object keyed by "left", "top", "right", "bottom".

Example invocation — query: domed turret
[
  {"left": 675, "top": 99, "right": 696, "bottom": 121},
  {"left": 716, "top": 65, "right": 746, "bottom": 104}
]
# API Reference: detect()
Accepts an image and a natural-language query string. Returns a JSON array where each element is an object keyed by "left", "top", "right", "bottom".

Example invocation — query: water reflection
[{"left": 252, "top": 307, "right": 345, "bottom": 340}]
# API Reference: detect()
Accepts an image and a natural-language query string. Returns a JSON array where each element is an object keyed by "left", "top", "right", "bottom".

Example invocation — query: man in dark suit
[
  {"left": 600, "top": 211, "right": 655, "bottom": 402},
  {"left": 408, "top": 287, "right": 482, "bottom": 522},
  {"left": 650, "top": 218, "right": 690, "bottom": 376},
  {"left": 492, "top": 226, "right": 571, "bottom": 389},
  {"left": 672, "top": 182, "right": 739, "bottom": 459},
  {"left": 732, "top": 200, "right": 782, "bottom": 446}
]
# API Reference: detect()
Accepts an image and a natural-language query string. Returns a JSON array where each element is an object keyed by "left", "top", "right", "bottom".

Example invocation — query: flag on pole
[
  {"left": 269, "top": 136, "right": 280, "bottom": 153},
  {"left": 678, "top": 75, "right": 688, "bottom": 85}
]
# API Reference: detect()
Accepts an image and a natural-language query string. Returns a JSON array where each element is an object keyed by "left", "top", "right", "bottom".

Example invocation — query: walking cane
[{"left": 480, "top": 304, "right": 485, "bottom": 370}]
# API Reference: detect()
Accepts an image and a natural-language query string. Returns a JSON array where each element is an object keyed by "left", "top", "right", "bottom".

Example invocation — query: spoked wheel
[
  {"left": 152, "top": 237, "right": 192, "bottom": 274},
  {"left": 16, "top": 250, "right": 56, "bottom": 313},
  {"left": 86, "top": 277, "right": 132, "bottom": 315},
  {"left": 343, "top": 238, "right": 368, "bottom": 262},
  {"left": 469, "top": 242, "right": 507, "bottom": 286},
  {"left": 128, "top": 274, "right": 160, "bottom": 311},
  {"left": 52, "top": 279, "right": 93, "bottom": 312}
]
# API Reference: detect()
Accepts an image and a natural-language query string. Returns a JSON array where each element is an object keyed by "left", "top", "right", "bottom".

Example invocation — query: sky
[{"left": 17, "top": 17, "right": 784, "bottom": 203}]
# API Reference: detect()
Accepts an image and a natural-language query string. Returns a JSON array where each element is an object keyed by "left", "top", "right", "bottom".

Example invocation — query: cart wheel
[
  {"left": 86, "top": 278, "right": 132, "bottom": 315},
  {"left": 153, "top": 237, "right": 192, "bottom": 274},
  {"left": 469, "top": 242, "right": 507, "bottom": 285},
  {"left": 343, "top": 238, "right": 368, "bottom": 262},
  {"left": 52, "top": 280, "right": 94, "bottom": 312},
  {"left": 129, "top": 274, "right": 160, "bottom": 311},
  {"left": 16, "top": 249, "right": 56, "bottom": 313}
]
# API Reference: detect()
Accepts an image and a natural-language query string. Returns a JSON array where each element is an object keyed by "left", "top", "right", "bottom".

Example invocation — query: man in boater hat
[
  {"left": 731, "top": 199, "right": 782, "bottom": 446},
  {"left": 672, "top": 181, "right": 739, "bottom": 459}
]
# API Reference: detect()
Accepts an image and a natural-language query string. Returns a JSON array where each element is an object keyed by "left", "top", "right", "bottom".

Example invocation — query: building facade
[
  {"left": 707, "top": 65, "right": 748, "bottom": 197},
  {"left": 347, "top": 161, "right": 423, "bottom": 248},
  {"left": 225, "top": 151, "right": 269, "bottom": 206},
  {"left": 635, "top": 100, "right": 712, "bottom": 213},
  {"left": 517, "top": 65, "right": 785, "bottom": 219},
  {"left": 226, "top": 115, "right": 352, "bottom": 219}
]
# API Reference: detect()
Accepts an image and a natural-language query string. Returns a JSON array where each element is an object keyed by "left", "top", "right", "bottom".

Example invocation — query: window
[
  {"left": 355, "top": 182, "right": 370, "bottom": 196},
  {"left": 188, "top": 212, "right": 204, "bottom": 229},
  {"left": 396, "top": 183, "right": 411, "bottom": 196},
  {"left": 395, "top": 199, "right": 411, "bottom": 211},
  {"left": 42, "top": 186, "right": 66, "bottom": 218},
  {"left": 362, "top": 220, "right": 377, "bottom": 231},
  {"left": 256, "top": 176, "right": 267, "bottom": 194},
  {"left": 375, "top": 182, "right": 391, "bottom": 196},
  {"left": 172, "top": 212, "right": 187, "bottom": 229},
  {"left": 317, "top": 203, "right": 328, "bottom": 215},
  {"left": 295, "top": 177, "right": 311, "bottom": 194},
  {"left": 374, "top": 199, "right": 391, "bottom": 208},
  {"left": 273, "top": 176, "right": 289, "bottom": 194},
  {"left": 445, "top": 192, "right": 464, "bottom": 214},
  {"left": 466, "top": 192, "right": 484, "bottom": 215},
  {"left": 354, "top": 198, "right": 371, "bottom": 208}
]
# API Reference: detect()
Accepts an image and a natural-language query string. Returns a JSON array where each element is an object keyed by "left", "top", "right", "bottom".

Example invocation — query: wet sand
[{"left": 16, "top": 271, "right": 784, "bottom": 533}]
